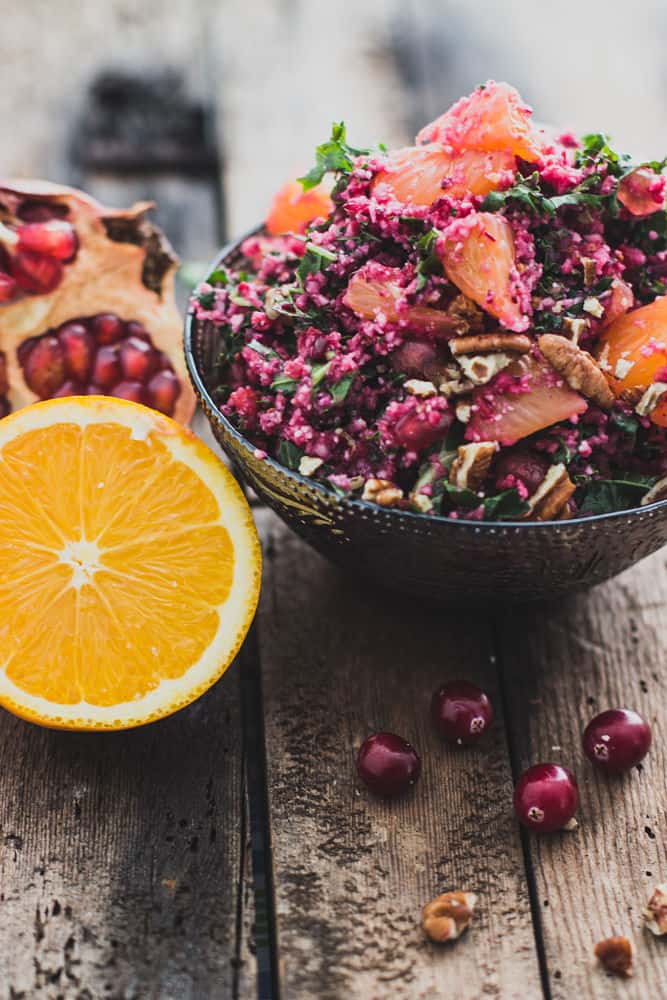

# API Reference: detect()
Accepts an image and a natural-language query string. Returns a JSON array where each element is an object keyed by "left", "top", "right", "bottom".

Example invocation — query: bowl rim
[{"left": 184, "top": 228, "right": 667, "bottom": 531}]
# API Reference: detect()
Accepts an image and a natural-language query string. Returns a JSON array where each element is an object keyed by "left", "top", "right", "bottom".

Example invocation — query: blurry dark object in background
[{"left": 73, "top": 69, "right": 218, "bottom": 173}]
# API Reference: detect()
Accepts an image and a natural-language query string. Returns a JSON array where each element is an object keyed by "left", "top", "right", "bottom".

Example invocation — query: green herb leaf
[
  {"left": 299, "top": 122, "right": 370, "bottom": 191},
  {"left": 247, "top": 338, "right": 278, "bottom": 359},
  {"left": 414, "top": 228, "right": 443, "bottom": 291},
  {"left": 578, "top": 476, "right": 657, "bottom": 515},
  {"left": 296, "top": 242, "right": 338, "bottom": 284},
  {"left": 441, "top": 482, "right": 480, "bottom": 508},
  {"left": 270, "top": 374, "right": 299, "bottom": 395},
  {"left": 329, "top": 374, "right": 355, "bottom": 405},
  {"left": 278, "top": 440, "right": 305, "bottom": 471},
  {"left": 482, "top": 489, "right": 529, "bottom": 520},
  {"left": 310, "top": 360, "right": 332, "bottom": 390}
]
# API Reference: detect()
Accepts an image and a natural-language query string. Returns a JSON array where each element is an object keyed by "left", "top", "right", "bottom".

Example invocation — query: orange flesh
[
  {"left": 266, "top": 179, "right": 333, "bottom": 235},
  {"left": 372, "top": 145, "right": 516, "bottom": 206},
  {"left": 597, "top": 295, "right": 667, "bottom": 425}
]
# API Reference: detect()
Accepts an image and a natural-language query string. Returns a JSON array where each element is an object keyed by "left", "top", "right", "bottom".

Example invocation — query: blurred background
[{"left": 2, "top": 0, "right": 667, "bottom": 278}]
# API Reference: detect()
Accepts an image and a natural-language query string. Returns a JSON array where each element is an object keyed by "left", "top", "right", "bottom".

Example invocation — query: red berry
[
  {"left": 17, "top": 220, "right": 77, "bottom": 261},
  {"left": 356, "top": 732, "right": 421, "bottom": 797},
  {"left": 92, "top": 346, "right": 122, "bottom": 389},
  {"left": 147, "top": 369, "right": 181, "bottom": 416},
  {"left": 394, "top": 407, "right": 452, "bottom": 452},
  {"left": 513, "top": 763, "right": 578, "bottom": 833},
  {"left": 582, "top": 709, "right": 651, "bottom": 773},
  {"left": 431, "top": 681, "right": 494, "bottom": 745},
  {"left": 111, "top": 380, "right": 148, "bottom": 405},
  {"left": 0, "top": 271, "right": 17, "bottom": 301},
  {"left": 11, "top": 250, "right": 63, "bottom": 294},
  {"left": 120, "top": 336, "right": 159, "bottom": 382},
  {"left": 91, "top": 313, "right": 124, "bottom": 345},
  {"left": 22, "top": 335, "right": 66, "bottom": 398},
  {"left": 57, "top": 322, "right": 95, "bottom": 382}
]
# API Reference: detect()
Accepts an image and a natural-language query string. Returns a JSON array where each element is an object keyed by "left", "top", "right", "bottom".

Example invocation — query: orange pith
[{"left": 0, "top": 396, "right": 261, "bottom": 730}]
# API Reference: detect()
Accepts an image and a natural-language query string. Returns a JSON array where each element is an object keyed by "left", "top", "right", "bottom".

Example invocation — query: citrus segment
[
  {"left": 0, "top": 396, "right": 261, "bottom": 729},
  {"left": 597, "top": 295, "right": 667, "bottom": 425},
  {"left": 265, "top": 178, "right": 333, "bottom": 235}
]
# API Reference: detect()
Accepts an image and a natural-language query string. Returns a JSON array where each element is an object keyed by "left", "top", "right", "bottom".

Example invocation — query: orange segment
[
  {"left": 416, "top": 81, "right": 545, "bottom": 163},
  {"left": 0, "top": 396, "right": 261, "bottom": 730},
  {"left": 265, "top": 178, "right": 333, "bottom": 235},
  {"left": 597, "top": 296, "right": 667, "bottom": 425},
  {"left": 372, "top": 145, "right": 516, "bottom": 206},
  {"left": 343, "top": 266, "right": 459, "bottom": 336}
]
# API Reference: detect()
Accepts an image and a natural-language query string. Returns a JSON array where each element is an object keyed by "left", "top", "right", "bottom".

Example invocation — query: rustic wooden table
[{"left": 1, "top": 3, "right": 666, "bottom": 998}]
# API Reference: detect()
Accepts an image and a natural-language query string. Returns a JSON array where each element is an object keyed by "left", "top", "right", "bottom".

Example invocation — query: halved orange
[{"left": 0, "top": 396, "right": 261, "bottom": 730}]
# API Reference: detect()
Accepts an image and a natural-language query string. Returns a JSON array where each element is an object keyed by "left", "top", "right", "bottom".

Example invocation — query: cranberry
[
  {"left": 356, "top": 732, "right": 421, "bottom": 797},
  {"left": 57, "top": 322, "right": 95, "bottom": 382},
  {"left": 513, "top": 763, "right": 578, "bottom": 832},
  {"left": 11, "top": 250, "right": 63, "bottom": 294},
  {"left": 17, "top": 220, "right": 77, "bottom": 261},
  {"left": 0, "top": 271, "right": 17, "bottom": 301},
  {"left": 495, "top": 448, "right": 549, "bottom": 494},
  {"left": 582, "top": 709, "right": 651, "bottom": 773},
  {"left": 22, "top": 335, "right": 66, "bottom": 398},
  {"left": 147, "top": 369, "right": 181, "bottom": 416},
  {"left": 394, "top": 408, "right": 452, "bottom": 452},
  {"left": 92, "top": 313, "right": 124, "bottom": 345},
  {"left": 431, "top": 681, "right": 494, "bottom": 745}
]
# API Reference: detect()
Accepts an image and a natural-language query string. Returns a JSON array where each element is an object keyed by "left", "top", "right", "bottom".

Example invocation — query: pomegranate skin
[
  {"left": 582, "top": 709, "right": 652, "bottom": 773},
  {"left": 356, "top": 732, "right": 421, "bottom": 797},
  {"left": 513, "top": 763, "right": 578, "bottom": 832},
  {"left": 431, "top": 681, "right": 494, "bottom": 745}
]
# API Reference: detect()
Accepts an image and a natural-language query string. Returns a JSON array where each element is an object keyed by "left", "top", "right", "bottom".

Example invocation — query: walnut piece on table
[
  {"left": 643, "top": 884, "right": 667, "bottom": 936},
  {"left": 422, "top": 891, "right": 477, "bottom": 943},
  {"left": 594, "top": 935, "right": 634, "bottom": 977}
]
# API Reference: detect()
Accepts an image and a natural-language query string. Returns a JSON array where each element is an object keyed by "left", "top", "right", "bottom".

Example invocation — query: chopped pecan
[
  {"left": 582, "top": 257, "right": 598, "bottom": 287},
  {"left": 449, "top": 332, "right": 532, "bottom": 356},
  {"left": 455, "top": 400, "right": 472, "bottom": 423},
  {"left": 457, "top": 352, "right": 513, "bottom": 386},
  {"left": 438, "top": 376, "right": 475, "bottom": 399},
  {"left": 422, "top": 891, "right": 477, "bottom": 943},
  {"left": 538, "top": 333, "right": 614, "bottom": 409},
  {"left": 641, "top": 475, "right": 667, "bottom": 506},
  {"left": 404, "top": 378, "right": 437, "bottom": 398},
  {"left": 643, "top": 884, "right": 667, "bottom": 936},
  {"left": 362, "top": 478, "right": 403, "bottom": 508},
  {"left": 448, "top": 293, "right": 485, "bottom": 333},
  {"left": 614, "top": 356, "right": 636, "bottom": 380},
  {"left": 561, "top": 316, "right": 589, "bottom": 346},
  {"left": 594, "top": 936, "right": 633, "bottom": 977},
  {"left": 636, "top": 381, "right": 667, "bottom": 417},
  {"left": 298, "top": 456, "right": 323, "bottom": 477},
  {"left": 409, "top": 492, "right": 433, "bottom": 514},
  {"left": 449, "top": 442, "right": 497, "bottom": 491},
  {"left": 524, "top": 464, "right": 576, "bottom": 521},
  {"left": 583, "top": 296, "right": 604, "bottom": 318},
  {"left": 619, "top": 385, "right": 644, "bottom": 406}
]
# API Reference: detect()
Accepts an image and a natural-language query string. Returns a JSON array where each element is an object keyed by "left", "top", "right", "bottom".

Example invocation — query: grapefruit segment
[
  {"left": 416, "top": 81, "right": 545, "bottom": 163},
  {"left": 0, "top": 396, "right": 261, "bottom": 729},
  {"left": 372, "top": 145, "right": 515, "bottom": 206},
  {"left": 344, "top": 266, "right": 459, "bottom": 336},
  {"left": 266, "top": 178, "right": 333, "bottom": 235},
  {"left": 597, "top": 295, "right": 667, "bottom": 425}
]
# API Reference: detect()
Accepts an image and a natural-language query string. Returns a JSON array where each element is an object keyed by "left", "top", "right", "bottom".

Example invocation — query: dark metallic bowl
[{"left": 184, "top": 231, "right": 667, "bottom": 603}]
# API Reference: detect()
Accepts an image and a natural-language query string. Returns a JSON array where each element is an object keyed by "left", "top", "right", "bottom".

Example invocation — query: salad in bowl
[{"left": 191, "top": 81, "right": 667, "bottom": 524}]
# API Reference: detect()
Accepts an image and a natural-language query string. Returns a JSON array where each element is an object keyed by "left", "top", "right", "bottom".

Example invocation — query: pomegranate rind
[
  {"left": 0, "top": 180, "right": 195, "bottom": 425},
  {"left": 0, "top": 396, "right": 261, "bottom": 731}
]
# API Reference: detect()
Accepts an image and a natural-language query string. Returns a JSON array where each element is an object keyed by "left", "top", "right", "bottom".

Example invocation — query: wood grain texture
[
  {"left": 497, "top": 550, "right": 667, "bottom": 998},
  {"left": 257, "top": 512, "right": 542, "bottom": 999}
]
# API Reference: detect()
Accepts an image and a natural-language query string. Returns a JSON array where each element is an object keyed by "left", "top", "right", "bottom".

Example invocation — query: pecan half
[
  {"left": 449, "top": 442, "right": 497, "bottom": 491},
  {"left": 524, "top": 464, "right": 576, "bottom": 521},
  {"left": 422, "top": 891, "right": 477, "bottom": 943},
  {"left": 449, "top": 332, "right": 532, "bottom": 356},
  {"left": 457, "top": 352, "right": 514, "bottom": 386},
  {"left": 538, "top": 334, "right": 614, "bottom": 409},
  {"left": 298, "top": 456, "right": 323, "bottom": 477},
  {"left": 594, "top": 936, "right": 633, "bottom": 977},
  {"left": 636, "top": 381, "right": 667, "bottom": 417},
  {"left": 641, "top": 475, "right": 667, "bottom": 506},
  {"left": 362, "top": 478, "right": 403, "bottom": 508},
  {"left": 643, "top": 884, "right": 667, "bottom": 936},
  {"left": 448, "top": 293, "right": 485, "bottom": 333}
]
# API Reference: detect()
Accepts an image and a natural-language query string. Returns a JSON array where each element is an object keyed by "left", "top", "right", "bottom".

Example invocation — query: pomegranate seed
[
  {"left": 22, "top": 335, "right": 66, "bottom": 398},
  {"left": 120, "top": 336, "right": 160, "bottom": 382},
  {"left": 57, "top": 322, "right": 95, "bottom": 382},
  {"left": 494, "top": 448, "right": 550, "bottom": 495},
  {"left": 394, "top": 408, "right": 452, "bottom": 452},
  {"left": 17, "top": 220, "right": 77, "bottom": 262},
  {"left": 513, "top": 763, "right": 578, "bottom": 832},
  {"left": 11, "top": 250, "right": 63, "bottom": 294},
  {"left": 17, "top": 336, "right": 38, "bottom": 367},
  {"left": 0, "top": 271, "right": 17, "bottom": 301},
  {"left": 92, "top": 346, "right": 122, "bottom": 389},
  {"left": 91, "top": 313, "right": 124, "bottom": 345},
  {"left": 111, "top": 380, "right": 148, "bottom": 405},
  {"left": 582, "top": 709, "right": 651, "bottom": 773},
  {"left": 356, "top": 732, "right": 421, "bottom": 797},
  {"left": 52, "top": 379, "right": 84, "bottom": 398},
  {"left": 86, "top": 384, "right": 104, "bottom": 395},
  {"left": 17, "top": 200, "right": 68, "bottom": 222},
  {"left": 431, "top": 681, "right": 494, "bottom": 745},
  {"left": 124, "top": 321, "right": 151, "bottom": 342},
  {"left": 147, "top": 370, "right": 181, "bottom": 416}
]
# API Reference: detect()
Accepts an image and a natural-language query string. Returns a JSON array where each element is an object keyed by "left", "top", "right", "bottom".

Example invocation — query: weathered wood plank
[
  {"left": 256, "top": 513, "right": 542, "bottom": 999},
  {"left": 498, "top": 551, "right": 667, "bottom": 998}
]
